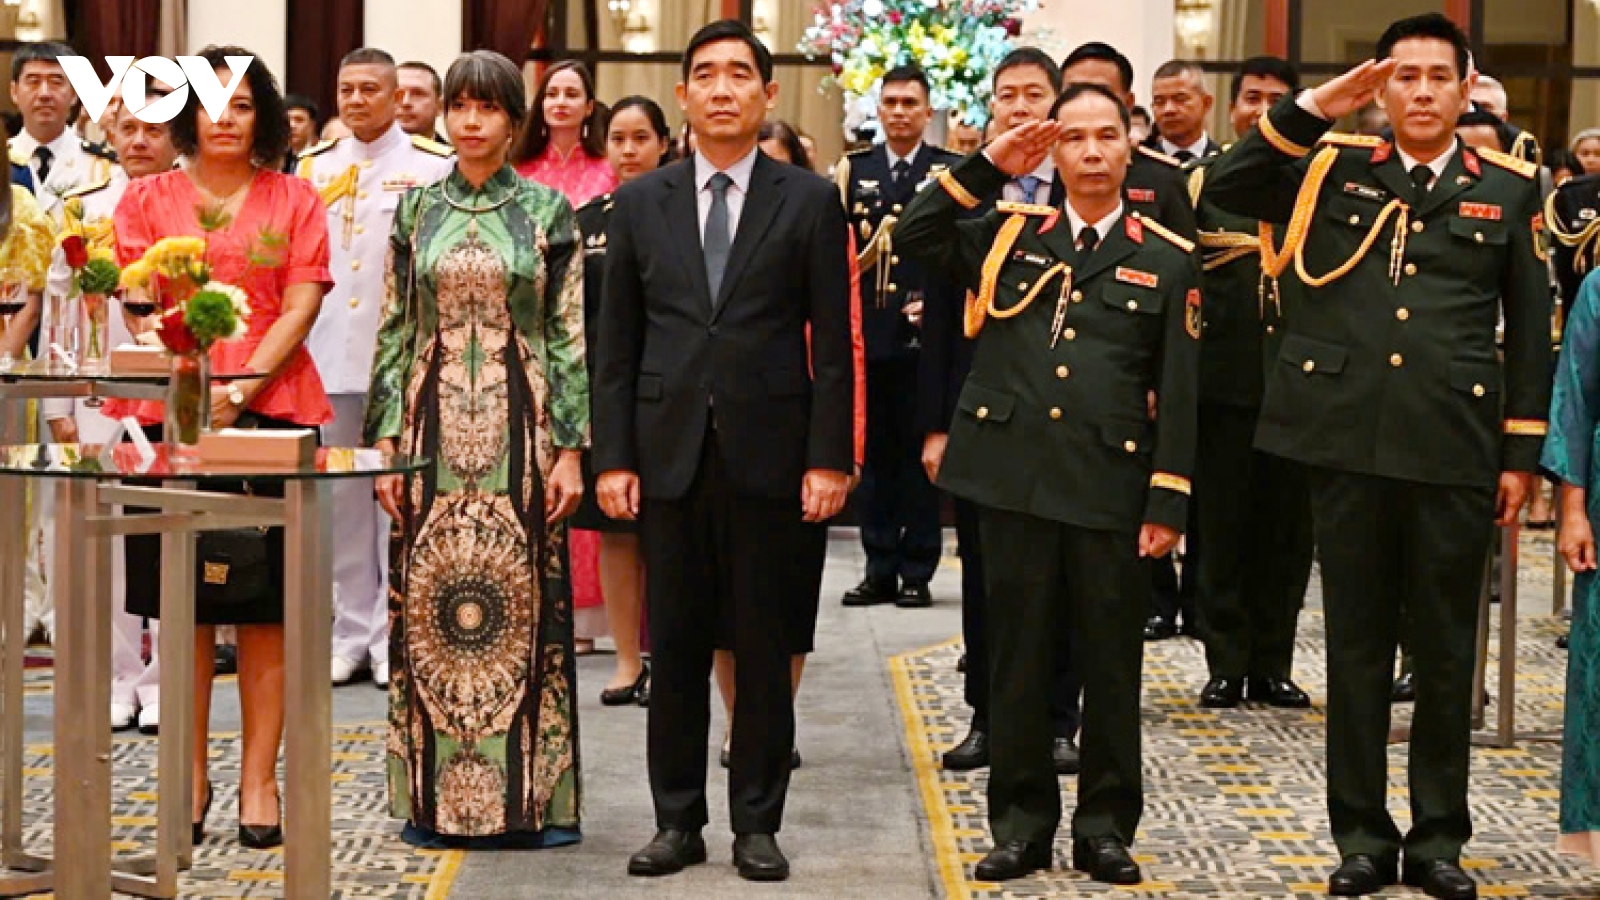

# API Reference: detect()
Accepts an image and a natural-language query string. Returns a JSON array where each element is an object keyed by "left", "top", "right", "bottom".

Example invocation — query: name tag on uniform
[
  {"left": 1011, "top": 250, "right": 1052, "bottom": 267},
  {"left": 1126, "top": 188, "right": 1155, "bottom": 203},
  {"left": 1342, "top": 182, "right": 1387, "bottom": 202},
  {"left": 857, "top": 179, "right": 880, "bottom": 198},
  {"left": 383, "top": 176, "right": 420, "bottom": 192},
  {"left": 1459, "top": 201, "right": 1502, "bottom": 221},
  {"left": 1115, "top": 267, "right": 1159, "bottom": 289}
]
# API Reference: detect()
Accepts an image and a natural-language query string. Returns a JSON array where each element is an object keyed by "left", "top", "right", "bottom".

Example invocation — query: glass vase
[
  {"left": 164, "top": 349, "right": 210, "bottom": 463},
  {"left": 80, "top": 290, "right": 110, "bottom": 372}
]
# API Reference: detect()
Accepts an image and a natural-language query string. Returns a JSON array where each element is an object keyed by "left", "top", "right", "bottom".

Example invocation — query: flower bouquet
[
  {"left": 59, "top": 233, "right": 121, "bottom": 370},
  {"left": 120, "top": 236, "right": 250, "bottom": 461}
]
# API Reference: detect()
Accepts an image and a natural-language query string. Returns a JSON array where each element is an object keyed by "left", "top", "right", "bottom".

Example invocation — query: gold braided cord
[
  {"left": 318, "top": 164, "right": 360, "bottom": 207},
  {"left": 1203, "top": 246, "right": 1260, "bottom": 272},
  {"left": 989, "top": 261, "right": 1068, "bottom": 319},
  {"left": 1258, "top": 113, "right": 1311, "bottom": 159},
  {"left": 1545, "top": 189, "right": 1600, "bottom": 278},
  {"left": 1200, "top": 229, "right": 1261, "bottom": 270},
  {"left": 1265, "top": 147, "right": 1337, "bottom": 278},
  {"left": 1268, "top": 145, "right": 1413, "bottom": 289},
  {"left": 1294, "top": 197, "right": 1407, "bottom": 288},
  {"left": 938, "top": 169, "right": 981, "bottom": 210},
  {"left": 856, "top": 215, "right": 896, "bottom": 273},
  {"left": 963, "top": 290, "right": 985, "bottom": 338},
  {"left": 968, "top": 214, "right": 1028, "bottom": 337}
]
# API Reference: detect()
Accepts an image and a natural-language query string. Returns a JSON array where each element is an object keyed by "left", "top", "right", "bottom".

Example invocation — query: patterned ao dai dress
[{"left": 365, "top": 165, "right": 589, "bottom": 846}]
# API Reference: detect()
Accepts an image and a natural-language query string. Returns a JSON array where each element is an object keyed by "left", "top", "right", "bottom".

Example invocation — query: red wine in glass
[
  {"left": 122, "top": 298, "right": 158, "bottom": 317},
  {"left": 0, "top": 299, "right": 25, "bottom": 316}
]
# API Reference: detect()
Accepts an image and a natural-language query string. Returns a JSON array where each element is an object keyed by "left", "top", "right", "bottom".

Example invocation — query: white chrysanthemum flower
[{"left": 209, "top": 281, "right": 252, "bottom": 340}]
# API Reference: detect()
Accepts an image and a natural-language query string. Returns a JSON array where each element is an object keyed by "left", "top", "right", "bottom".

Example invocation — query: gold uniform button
[
  {"left": 348, "top": 297, "right": 360, "bottom": 309},
  {"left": 1302, "top": 360, "right": 1316, "bottom": 373},
  {"left": 976, "top": 406, "right": 990, "bottom": 420},
  {"left": 1062, "top": 328, "right": 1076, "bottom": 341},
  {"left": 1049, "top": 407, "right": 1063, "bottom": 420},
  {"left": 1411, "top": 220, "right": 1425, "bottom": 233},
  {"left": 892, "top": 204, "right": 903, "bottom": 213},
  {"left": 355, "top": 224, "right": 366, "bottom": 235},
  {"left": 1071, "top": 290, "right": 1083, "bottom": 303},
  {"left": 1266, "top": 325, "right": 1276, "bottom": 334},
  {"left": 1018, "top": 281, "right": 1030, "bottom": 291},
  {"left": 358, "top": 189, "right": 369, "bottom": 199},
  {"left": 1404, "top": 262, "right": 1417, "bottom": 277},
  {"left": 351, "top": 259, "right": 362, "bottom": 271},
  {"left": 1055, "top": 365, "right": 1070, "bottom": 378},
  {"left": 1390, "top": 353, "right": 1404, "bottom": 368},
  {"left": 1126, "top": 300, "right": 1138, "bottom": 310},
  {"left": 890, "top": 255, "right": 900, "bottom": 265},
  {"left": 1396, "top": 308, "right": 1410, "bottom": 321},
  {"left": 1123, "top": 440, "right": 1138, "bottom": 453},
  {"left": 1472, "top": 383, "right": 1486, "bottom": 397},
  {"left": 887, "top": 283, "right": 898, "bottom": 293},
  {"left": 1348, "top": 214, "right": 1361, "bottom": 225}
]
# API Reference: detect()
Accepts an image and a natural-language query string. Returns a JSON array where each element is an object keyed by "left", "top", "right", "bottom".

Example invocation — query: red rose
[
  {"left": 888, "top": 10, "right": 902, "bottom": 23},
  {"left": 155, "top": 307, "right": 199, "bottom": 355},
  {"left": 1004, "top": 17, "right": 1022, "bottom": 36},
  {"left": 61, "top": 235, "right": 88, "bottom": 269}
]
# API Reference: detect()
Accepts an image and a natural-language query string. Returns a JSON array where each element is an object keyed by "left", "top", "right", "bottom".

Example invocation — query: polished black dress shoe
[
  {"left": 637, "top": 676, "right": 650, "bottom": 707},
  {"left": 1199, "top": 676, "right": 1244, "bottom": 708},
  {"left": 1328, "top": 854, "right": 1398, "bottom": 896},
  {"left": 192, "top": 780, "right": 212, "bottom": 845},
  {"left": 1071, "top": 836, "right": 1141, "bottom": 884},
  {"left": 600, "top": 665, "right": 650, "bottom": 706},
  {"left": 1053, "top": 736, "right": 1080, "bottom": 775},
  {"left": 1391, "top": 671, "right": 1417, "bottom": 703},
  {"left": 1558, "top": 632, "right": 1570, "bottom": 650},
  {"left": 974, "top": 840, "right": 1051, "bottom": 881},
  {"left": 627, "top": 829, "right": 707, "bottom": 876},
  {"left": 733, "top": 833, "right": 789, "bottom": 881},
  {"left": 1403, "top": 858, "right": 1477, "bottom": 900},
  {"left": 895, "top": 583, "right": 933, "bottom": 609},
  {"left": 943, "top": 728, "right": 989, "bottom": 771},
  {"left": 842, "top": 577, "right": 898, "bottom": 607},
  {"left": 1143, "top": 615, "right": 1177, "bottom": 641},
  {"left": 1246, "top": 675, "right": 1312, "bottom": 708}
]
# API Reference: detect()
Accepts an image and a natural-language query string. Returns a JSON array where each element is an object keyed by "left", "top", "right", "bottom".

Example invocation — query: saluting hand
[
  {"left": 986, "top": 120, "right": 1064, "bottom": 178},
  {"left": 1309, "top": 58, "right": 1398, "bottom": 121}
]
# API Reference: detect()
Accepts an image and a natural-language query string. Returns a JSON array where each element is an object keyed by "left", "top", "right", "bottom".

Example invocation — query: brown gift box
[
  {"left": 197, "top": 428, "right": 318, "bottom": 467},
  {"left": 109, "top": 344, "right": 168, "bottom": 374}
]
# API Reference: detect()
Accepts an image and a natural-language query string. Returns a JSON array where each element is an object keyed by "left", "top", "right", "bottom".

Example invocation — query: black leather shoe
[
  {"left": 239, "top": 822, "right": 283, "bottom": 849},
  {"left": 1143, "top": 615, "right": 1177, "bottom": 641},
  {"left": 1199, "top": 676, "right": 1244, "bottom": 708},
  {"left": 1328, "top": 854, "right": 1398, "bottom": 896},
  {"left": 1053, "top": 736, "right": 1080, "bottom": 775},
  {"left": 841, "top": 578, "right": 897, "bottom": 607},
  {"left": 627, "top": 829, "right": 707, "bottom": 876},
  {"left": 733, "top": 833, "right": 789, "bottom": 881},
  {"left": 957, "top": 653, "right": 967, "bottom": 673},
  {"left": 974, "top": 840, "right": 1051, "bottom": 881},
  {"left": 1558, "top": 632, "right": 1570, "bottom": 650},
  {"left": 1246, "top": 675, "right": 1312, "bottom": 708},
  {"left": 943, "top": 728, "right": 990, "bottom": 771},
  {"left": 600, "top": 665, "right": 650, "bottom": 706},
  {"left": 895, "top": 583, "right": 933, "bottom": 608},
  {"left": 192, "top": 780, "right": 212, "bottom": 846},
  {"left": 1403, "top": 858, "right": 1477, "bottom": 900},
  {"left": 1071, "top": 836, "right": 1141, "bottom": 885},
  {"left": 1391, "top": 672, "right": 1417, "bottom": 703}
]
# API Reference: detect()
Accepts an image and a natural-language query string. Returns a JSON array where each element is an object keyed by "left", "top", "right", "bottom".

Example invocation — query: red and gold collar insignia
[
  {"left": 1370, "top": 141, "right": 1394, "bottom": 164},
  {"left": 1038, "top": 208, "right": 1062, "bottom": 234},
  {"left": 1126, "top": 187, "right": 1156, "bottom": 203},
  {"left": 1462, "top": 148, "right": 1482, "bottom": 177},
  {"left": 1125, "top": 214, "right": 1144, "bottom": 243},
  {"left": 1116, "top": 267, "right": 1159, "bottom": 288},
  {"left": 1459, "top": 201, "right": 1502, "bottom": 221}
]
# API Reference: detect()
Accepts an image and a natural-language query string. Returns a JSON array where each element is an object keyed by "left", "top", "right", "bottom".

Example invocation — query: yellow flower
[
  {"left": 120, "top": 258, "right": 152, "bottom": 290},
  {"left": 89, "top": 246, "right": 116, "bottom": 265}
]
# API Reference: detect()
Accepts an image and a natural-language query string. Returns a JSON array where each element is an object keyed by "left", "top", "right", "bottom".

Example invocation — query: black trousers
[
  {"left": 640, "top": 434, "right": 798, "bottom": 834},
  {"left": 979, "top": 507, "right": 1146, "bottom": 846},
  {"left": 1194, "top": 403, "right": 1313, "bottom": 679},
  {"left": 1307, "top": 467, "right": 1493, "bottom": 863},
  {"left": 859, "top": 357, "right": 942, "bottom": 587},
  {"left": 956, "top": 497, "right": 1079, "bottom": 736},
  {"left": 1149, "top": 505, "right": 1199, "bottom": 627}
]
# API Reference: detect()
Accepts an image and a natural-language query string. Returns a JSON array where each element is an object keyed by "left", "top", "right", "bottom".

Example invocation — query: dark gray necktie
[
  {"left": 1410, "top": 163, "right": 1433, "bottom": 203},
  {"left": 1175, "top": 149, "right": 1195, "bottom": 164},
  {"left": 32, "top": 146, "right": 52, "bottom": 184},
  {"left": 892, "top": 159, "right": 911, "bottom": 185},
  {"left": 1077, "top": 226, "right": 1099, "bottom": 267},
  {"left": 704, "top": 172, "right": 733, "bottom": 302}
]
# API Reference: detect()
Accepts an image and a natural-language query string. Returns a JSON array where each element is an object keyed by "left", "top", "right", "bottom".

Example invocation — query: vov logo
[{"left": 58, "top": 56, "right": 253, "bottom": 124}]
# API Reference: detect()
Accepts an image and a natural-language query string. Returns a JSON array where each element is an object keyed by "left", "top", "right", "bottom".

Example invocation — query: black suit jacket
[{"left": 593, "top": 152, "right": 855, "bottom": 501}]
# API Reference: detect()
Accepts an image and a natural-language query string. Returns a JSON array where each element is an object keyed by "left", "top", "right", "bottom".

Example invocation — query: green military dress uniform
[
  {"left": 1187, "top": 154, "right": 1314, "bottom": 685},
  {"left": 1206, "top": 95, "right": 1553, "bottom": 866},
  {"left": 897, "top": 150, "right": 1201, "bottom": 849}
]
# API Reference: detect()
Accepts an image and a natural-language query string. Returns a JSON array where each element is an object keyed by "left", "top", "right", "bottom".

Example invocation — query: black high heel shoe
[
  {"left": 239, "top": 789, "right": 283, "bottom": 849},
  {"left": 192, "top": 780, "right": 213, "bottom": 845},
  {"left": 600, "top": 663, "right": 650, "bottom": 706}
]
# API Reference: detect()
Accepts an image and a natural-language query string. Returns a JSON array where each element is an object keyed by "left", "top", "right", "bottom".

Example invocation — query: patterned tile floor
[
  {"left": 5, "top": 722, "right": 460, "bottom": 899},
  {"left": 892, "top": 531, "right": 1598, "bottom": 900}
]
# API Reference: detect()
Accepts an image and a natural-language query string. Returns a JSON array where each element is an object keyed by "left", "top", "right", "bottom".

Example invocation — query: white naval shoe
[
  {"left": 372, "top": 660, "right": 389, "bottom": 690},
  {"left": 137, "top": 702, "right": 159, "bottom": 735},
  {"left": 111, "top": 700, "right": 138, "bottom": 732},
  {"left": 331, "top": 655, "right": 370, "bottom": 686}
]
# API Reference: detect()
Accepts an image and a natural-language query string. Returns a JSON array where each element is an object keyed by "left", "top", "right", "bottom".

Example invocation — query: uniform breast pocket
[
  {"left": 957, "top": 381, "right": 1016, "bottom": 426},
  {"left": 1324, "top": 194, "right": 1387, "bottom": 232},
  {"left": 1446, "top": 216, "right": 1508, "bottom": 248},
  {"left": 1101, "top": 283, "right": 1164, "bottom": 317}
]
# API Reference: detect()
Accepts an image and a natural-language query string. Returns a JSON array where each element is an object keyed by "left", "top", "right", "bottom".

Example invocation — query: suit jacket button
[
  {"left": 1019, "top": 281, "right": 1030, "bottom": 291},
  {"left": 1474, "top": 231, "right": 1485, "bottom": 243},
  {"left": 1348, "top": 214, "right": 1361, "bottom": 225},
  {"left": 1302, "top": 359, "right": 1315, "bottom": 373},
  {"left": 976, "top": 406, "right": 990, "bottom": 419},
  {"left": 892, "top": 204, "right": 903, "bottom": 213},
  {"left": 1266, "top": 325, "right": 1276, "bottom": 334},
  {"left": 1123, "top": 440, "right": 1137, "bottom": 453},
  {"left": 888, "top": 283, "right": 899, "bottom": 293},
  {"left": 1049, "top": 407, "right": 1062, "bottom": 420},
  {"left": 890, "top": 255, "right": 900, "bottom": 265}
]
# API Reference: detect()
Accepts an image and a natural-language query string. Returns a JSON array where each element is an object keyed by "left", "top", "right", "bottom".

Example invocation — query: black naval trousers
[
  {"left": 1307, "top": 467, "right": 1494, "bottom": 863},
  {"left": 860, "top": 356, "right": 943, "bottom": 588},
  {"left": 1149, "top": 508, "right": 1199, "bottom": 627},
  {"left": 955, "top": 498, "right": 1081, "bottom": 736},
  {"left": 979, "top": 506, "right": 1146, "bottom": 846},
  {"left": 1194, "top": 402, "right": 1313, "bottom": 679}
]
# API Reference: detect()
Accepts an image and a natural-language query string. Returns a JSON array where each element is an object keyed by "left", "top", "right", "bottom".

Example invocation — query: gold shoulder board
[
  {"left": 1137, "top": 212, "right": 1197, "bottom": 254},
  {"left": 61, "top": 176, "right": 111, "bottom": 200},
  {"left": 299, "top": 139, "right": 338, "bottom": 159},
  {"left": 1477, "top": 147, "right": 1538, "bottom": 180},
  {"left": 994, "top": 201, "right": 1055, "bottom": 216},
  {"left": 410, "top": 134, "right": 452, "bottom": 157},
  {"left": 1319, "top": 132, "right": 1385, "bottom": 149},
  {"left": 7, "top": 145, "right": 26, "bottom": 168}
]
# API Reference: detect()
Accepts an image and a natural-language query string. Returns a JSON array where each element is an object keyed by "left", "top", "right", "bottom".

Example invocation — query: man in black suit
[
  {"left": 1147, "top": 59, "right": 1224, "bottom": 164},
  {"left": 595, "top": 19, "right": 854, "bottom": 884}
]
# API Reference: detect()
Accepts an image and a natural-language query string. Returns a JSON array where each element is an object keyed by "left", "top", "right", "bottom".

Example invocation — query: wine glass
[{"left": 0, "top": 267, "right": 27, "bottom": 372}]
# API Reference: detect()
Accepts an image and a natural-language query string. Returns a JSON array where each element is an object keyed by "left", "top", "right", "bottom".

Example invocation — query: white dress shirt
[
  {"left": 1160, "top": 133, "right": 1212, "bottom": 160},
  {"left": 11, "top": 127, "right": 111, "bottom": 220},
  {"left": 1064, "top": 201, "right": 1126, "bottom": 249},
  {"left": 1001, "top": 157, "right": 1055, "bottom": 205},
  {"left": 695, "top": 147, "right": 759, "bottom": 240},
  {"left": 886, "top": 141, "right": 923, "bottom": 172}
]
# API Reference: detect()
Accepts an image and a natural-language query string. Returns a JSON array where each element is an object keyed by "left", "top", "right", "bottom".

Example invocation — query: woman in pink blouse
[
  {"left": 512, "top": 61, "right": 617, "bottom": 207},
  {"left": 104, "top": 46, "right": 332, "bottom": 851}
]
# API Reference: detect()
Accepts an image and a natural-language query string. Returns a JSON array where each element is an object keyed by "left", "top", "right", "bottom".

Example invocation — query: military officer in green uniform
[
  {"left": 1187, "top": 56, "right": 1315, "bottom": 711},
  {"left": 898, "top": 83, "right": 1200, "bottom": 886},
  {"left": 1205, "top": 14, "right": 1551, "bottom": 900}
]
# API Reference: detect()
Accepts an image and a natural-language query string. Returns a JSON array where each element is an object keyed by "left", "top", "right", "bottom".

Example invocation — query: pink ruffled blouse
[{"left": 514, "top": 143, "right": 618, "bottom": 207}]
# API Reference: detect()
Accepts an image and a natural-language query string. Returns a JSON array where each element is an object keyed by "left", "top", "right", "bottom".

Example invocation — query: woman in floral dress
[{"left": 367, "top": 49, "right": 588, "bottom": 849}]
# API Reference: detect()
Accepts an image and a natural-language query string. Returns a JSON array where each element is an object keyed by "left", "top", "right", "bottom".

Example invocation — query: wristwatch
[{"left": 226, "top": 383, "right": 246, "bottom": 407}]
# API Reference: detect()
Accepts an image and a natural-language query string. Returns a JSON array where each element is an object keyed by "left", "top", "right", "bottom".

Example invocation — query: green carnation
[
  {"left": 184, "top": 289, "right": 241, "bottom": 348},
  {"left": 77, "top": 257, "right": 121, "bottom": 295}
]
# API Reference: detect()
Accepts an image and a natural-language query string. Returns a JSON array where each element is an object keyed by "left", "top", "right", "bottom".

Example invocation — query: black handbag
[{"left": 196, "top": 525, "right": 273, "bottom": 606}]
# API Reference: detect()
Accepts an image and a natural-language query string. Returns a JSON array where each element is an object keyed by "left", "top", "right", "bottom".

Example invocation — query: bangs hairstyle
[
  {"left": 169, "top": 45, "right": 290, "bottom": 168},
  {"left": 1231, "top": 55, "right": 1299, "bottom": 103},
  {"left": 1376, "top": 12, "right": 1471, "bottom": 80},
  {"left": 443, "top": 50, "right": 527, "bottom": 135},
  {"left": 514, "top": 60, "right": 606, "bottom": 164},
  {"left": 1049, "top": 82, "right": 1130, "bottom": 131}
]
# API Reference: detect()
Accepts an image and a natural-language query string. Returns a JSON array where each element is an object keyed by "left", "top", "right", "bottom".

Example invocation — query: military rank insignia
[
  {"left": 1115, "top": 267, "right": 1159, "bottom": 288},
  {"left": 1185, "top": 289, "right": 1202, "bottom": 339},
  {"left": 1458, "top": 201, "right": 1502, "bottom": 221},
  {"left": 1127, "top": 187, "right": 1155, "bottom": 203}
]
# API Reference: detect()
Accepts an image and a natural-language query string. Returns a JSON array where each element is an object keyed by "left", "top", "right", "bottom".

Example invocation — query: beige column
[
  {"left": 186, "top": 0, "right": 287, "bottom": 82},
  {"left": 364, "top": 0, "right": 462, "bottom": 73},
  {"left": 1021, "top": 0, "right": 1176, "bottom": 107}
]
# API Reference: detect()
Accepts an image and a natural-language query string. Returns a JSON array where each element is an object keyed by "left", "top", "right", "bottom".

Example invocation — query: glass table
[{"left": 0, "top": 443, "right": 424, "bottom": 900}]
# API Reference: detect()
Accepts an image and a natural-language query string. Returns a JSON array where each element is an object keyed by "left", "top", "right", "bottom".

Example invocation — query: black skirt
[
  {"left": 568, "top": 450, "right": 639, "bottom": 534},
  {"left": 124, "top": 413, "right": 315, "bottom": 625}
]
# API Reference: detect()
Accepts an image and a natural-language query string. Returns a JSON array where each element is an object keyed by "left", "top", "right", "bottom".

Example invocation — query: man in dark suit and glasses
[{"left": 594, "top": 19, "right": 855, "bottom": 883}]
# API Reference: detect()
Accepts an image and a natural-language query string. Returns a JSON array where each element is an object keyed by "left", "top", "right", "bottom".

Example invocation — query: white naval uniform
[
  {"left": 38, "top": 170, "right": 158, "bottom": 709},
  {"left": 9, "top": 129, "right": 116, "bottom": 221},
  {"left": 298, "top": 124, "right": 452, "bottom": 672}
]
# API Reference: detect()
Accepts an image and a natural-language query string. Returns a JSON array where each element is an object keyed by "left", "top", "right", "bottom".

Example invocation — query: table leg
[
  {"left": 0, "top": 473, "right": 24, "bottom": 871},
  {"left": 155, "top": 482, "right": 196, "bottom": 890},
  {"left": 283, "top": 480, "right": 331, "bottom": 900},
  {"left": 52, "top": 477, "right": 111, "bottom": 900}
]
